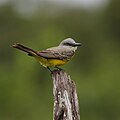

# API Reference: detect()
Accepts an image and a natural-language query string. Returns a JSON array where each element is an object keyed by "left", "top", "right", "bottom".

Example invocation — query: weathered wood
[{"left": 52, "top": 70, "right": 80, "bottom": 120}]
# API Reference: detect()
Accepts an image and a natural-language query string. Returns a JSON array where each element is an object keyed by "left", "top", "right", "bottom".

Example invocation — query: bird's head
[{"left": 59, "top": 38, "right": 81, "bottom": 51}]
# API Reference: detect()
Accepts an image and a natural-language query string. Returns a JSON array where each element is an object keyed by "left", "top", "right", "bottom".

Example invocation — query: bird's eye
[{"left": 64, "top": 42, "right": 71, "bottom": 46}]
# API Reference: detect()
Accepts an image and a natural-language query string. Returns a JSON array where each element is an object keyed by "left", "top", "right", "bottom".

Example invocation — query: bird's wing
[{"left": 37, "top": 47, "right": 74, "bottom": 60}]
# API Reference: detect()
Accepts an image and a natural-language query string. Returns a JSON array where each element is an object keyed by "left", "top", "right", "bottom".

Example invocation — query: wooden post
[{"left": 52, "top": 69, "right": 80, "bottom": 120}]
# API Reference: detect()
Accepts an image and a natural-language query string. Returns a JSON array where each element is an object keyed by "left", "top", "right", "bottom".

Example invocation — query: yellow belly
[{"left": 35, "top": 56, "right": 68, "bottom": 67}]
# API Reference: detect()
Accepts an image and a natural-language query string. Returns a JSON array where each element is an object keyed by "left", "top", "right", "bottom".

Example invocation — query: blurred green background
[{"left": 0, "top": 0, "right": 120, "bottom": 120}]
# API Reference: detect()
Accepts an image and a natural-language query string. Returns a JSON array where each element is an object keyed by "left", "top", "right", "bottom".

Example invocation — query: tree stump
[{"left": 52, "top": 70, "right": 80, "bottom": 120}]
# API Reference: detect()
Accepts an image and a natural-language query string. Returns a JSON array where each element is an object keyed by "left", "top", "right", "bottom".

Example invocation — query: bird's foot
[
  {"left": 47, "top": 67, "right": 53, "bottom": 73},
  {"left": 55, "top": 66, "right": 63, "bottom": 70}
]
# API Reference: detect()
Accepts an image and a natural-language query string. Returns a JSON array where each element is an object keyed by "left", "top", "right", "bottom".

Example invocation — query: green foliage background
[{"left": 0, "top": 0, "right": 120, "bottom": 120}]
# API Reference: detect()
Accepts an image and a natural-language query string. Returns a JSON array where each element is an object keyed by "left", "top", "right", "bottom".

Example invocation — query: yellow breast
[{"left": 35, "top": 56, "right": 68, "bottom": 67}]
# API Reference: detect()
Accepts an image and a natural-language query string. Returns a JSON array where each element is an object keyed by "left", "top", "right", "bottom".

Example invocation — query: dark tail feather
[{"left": 12, "top": 43, "right": 38, "bottom": 56}]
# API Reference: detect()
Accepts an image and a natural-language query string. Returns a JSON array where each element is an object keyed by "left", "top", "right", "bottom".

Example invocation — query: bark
[{"left": 52, "top": 69, "right": 80, "bottom": 120}]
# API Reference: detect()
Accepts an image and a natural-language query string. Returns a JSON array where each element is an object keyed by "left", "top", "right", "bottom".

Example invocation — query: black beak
[{"left": 74, "top": 42, "right": 81, "bottom": 46}]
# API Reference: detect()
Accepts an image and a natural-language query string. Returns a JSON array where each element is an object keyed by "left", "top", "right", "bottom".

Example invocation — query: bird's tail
[{"left": 12, "top": 43, "right": 38, "bottom": 56}]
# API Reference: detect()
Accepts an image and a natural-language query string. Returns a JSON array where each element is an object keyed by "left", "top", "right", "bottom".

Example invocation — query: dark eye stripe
[{"left": 64, "top": 42, "right": 75, "bottom": 46}]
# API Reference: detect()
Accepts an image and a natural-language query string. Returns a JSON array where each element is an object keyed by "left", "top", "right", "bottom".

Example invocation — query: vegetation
[{"left": 0, "top": 0, "right": 120, "bottom": 120}]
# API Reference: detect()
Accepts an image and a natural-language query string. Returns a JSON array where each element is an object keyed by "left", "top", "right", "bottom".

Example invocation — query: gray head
[{"left": 59, "top": 38, "right": 81, "bottom": 47}]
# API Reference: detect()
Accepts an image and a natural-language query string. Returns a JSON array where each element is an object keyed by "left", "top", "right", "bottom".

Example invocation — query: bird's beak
[{"left": 74, "top": 42, "right": 81, "bottom": 46}]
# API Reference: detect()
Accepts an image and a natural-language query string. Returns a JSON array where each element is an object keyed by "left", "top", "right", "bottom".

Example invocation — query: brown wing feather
[{"left": 37, "top": 48, "right": 74, "bottom": 60}]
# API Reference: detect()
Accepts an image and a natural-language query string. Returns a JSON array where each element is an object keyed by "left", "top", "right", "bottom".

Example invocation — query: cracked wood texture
[{"left": 52, "top": 70, "right": 80, "bottom": 120}]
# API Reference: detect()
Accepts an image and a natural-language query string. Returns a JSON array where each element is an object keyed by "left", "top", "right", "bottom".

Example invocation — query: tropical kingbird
[{"left": 12, "top": 38, "right": 81, "bottom": 71}]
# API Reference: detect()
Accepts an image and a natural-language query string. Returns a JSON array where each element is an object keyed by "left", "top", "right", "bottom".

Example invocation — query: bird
[{"left": 12, "top": 38, "right": 81, "bottom": 72}]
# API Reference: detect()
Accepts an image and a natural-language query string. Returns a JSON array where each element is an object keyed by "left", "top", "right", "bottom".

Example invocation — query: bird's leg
[
  {"left": 47, "top": 67, "right": 53, "bottom": 73},
  {"left": 55, "top": 66, "right": 63, "bottom": 70}
]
